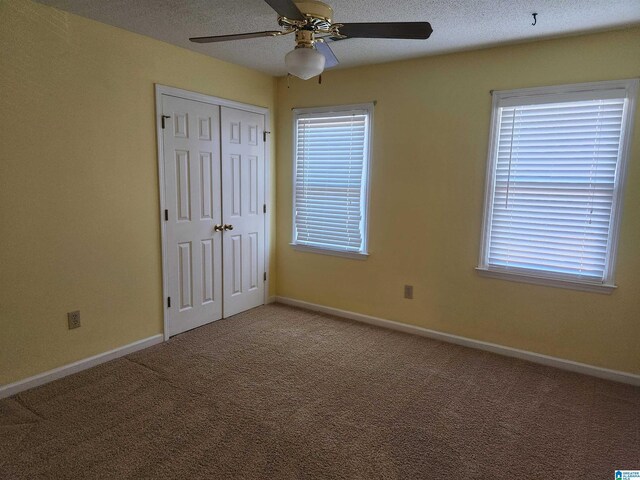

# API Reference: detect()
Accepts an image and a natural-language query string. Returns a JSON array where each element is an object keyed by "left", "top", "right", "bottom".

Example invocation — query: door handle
[
  {"left": 214, "top": 224, "right": 224, "bottom": 232},
  {"left": 223, "top": 224, "right": 234, "bottom": 231}
]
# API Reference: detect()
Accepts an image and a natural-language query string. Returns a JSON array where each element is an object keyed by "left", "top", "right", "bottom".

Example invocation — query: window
[
  {"left": 478, "top": 79, "right": 638, "bottom": 292},
  {"left": 291, "top": 103, "right": 373, "bottom": 258}
]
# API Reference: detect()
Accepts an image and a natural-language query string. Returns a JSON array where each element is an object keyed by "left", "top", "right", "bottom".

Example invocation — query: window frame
[
  {"left": 477, "top": 79, "right": 638, "bottom": 293},
  {"left": 290, "top": 102, "right": 374, "bottom": 260}
]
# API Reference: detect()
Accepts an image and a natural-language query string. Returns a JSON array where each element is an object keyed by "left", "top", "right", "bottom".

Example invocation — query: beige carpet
[{"left": 1, "top": 304, "right": 638, "bottom": 479}]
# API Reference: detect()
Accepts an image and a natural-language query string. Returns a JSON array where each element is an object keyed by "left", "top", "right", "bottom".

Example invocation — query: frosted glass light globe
[{"left": 285, "top": 47, "right": 325, "bottom": 80}]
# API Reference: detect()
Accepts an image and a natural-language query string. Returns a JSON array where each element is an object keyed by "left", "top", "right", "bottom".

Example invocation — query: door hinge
[
  {"left": 161, "top": 115, "right": 171, "bottom": 129},
  {"left": 167, "top": 297, "right": 171, "bottom": 308},
  {"left": 263, "top": 131, "right": 271, "bottom": 142},
  {"left": 263, "top": 204, "right": 266, "bottom": 214},
  {"left": 263, "top": 272, "right": 267, "bottom": 282},
  {"left": 164, "top": 209, "right": 168, "bottom": 221}
]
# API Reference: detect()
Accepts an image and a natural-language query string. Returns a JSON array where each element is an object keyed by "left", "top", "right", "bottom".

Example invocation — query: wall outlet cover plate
[{"left": 67, "top": 311, "right": 81, "bottom": 329}]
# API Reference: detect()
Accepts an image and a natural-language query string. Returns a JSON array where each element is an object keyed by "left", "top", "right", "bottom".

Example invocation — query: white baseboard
[
  {"left": 0, "top": 334, "right": 164, "bottom": 399},
  {"left": 266, "top": 295, "right": 277, "bottom": 304},
  {"left": 275, "top": 296, "right": 640, "bottom": 386}
]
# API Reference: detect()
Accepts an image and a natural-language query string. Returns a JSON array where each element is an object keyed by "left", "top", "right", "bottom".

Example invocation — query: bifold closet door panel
[
  {"left": 220, "top": 106, "right": 266, "bottom": 317},
  {"left": 162, "top": 95, "right": 223, "bottom": 336}
]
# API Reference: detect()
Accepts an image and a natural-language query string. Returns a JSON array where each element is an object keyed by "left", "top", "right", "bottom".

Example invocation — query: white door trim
[{"left": 155, "top": 84, "right": 271, "bottom": 341}]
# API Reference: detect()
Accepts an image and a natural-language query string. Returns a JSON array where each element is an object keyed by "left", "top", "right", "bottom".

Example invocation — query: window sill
[
  {"left": 475, "top": 267, "right": 616, "bottom": 294},
  {"left": 290, "top": 243, "right": 369, "bottom": 260}
]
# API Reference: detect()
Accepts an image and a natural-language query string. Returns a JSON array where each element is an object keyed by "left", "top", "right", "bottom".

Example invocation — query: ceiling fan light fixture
[{"left": 285, "top": 46, "right": 325, "bottom": 80}]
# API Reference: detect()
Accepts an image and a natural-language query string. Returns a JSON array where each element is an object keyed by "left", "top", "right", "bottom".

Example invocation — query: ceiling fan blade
[
  {"left": 190, "top": 31, "right": 282, "bottom": 43},
  {"left": 263, "top": 0, "right": 305, "bottom": 21},
  {"left": 332, "top": 22, "right": 433, "bottom": 40},
  {"left": 316, "top": 41, "right": 339, "bottom": 68}
]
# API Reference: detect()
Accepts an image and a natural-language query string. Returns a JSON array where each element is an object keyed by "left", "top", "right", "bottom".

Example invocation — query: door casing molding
[{"left": 155, "top": 84, "right": 272, "bottom": 341}]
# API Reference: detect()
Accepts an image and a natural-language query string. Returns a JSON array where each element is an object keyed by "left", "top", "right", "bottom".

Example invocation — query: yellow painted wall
[
  {"left": 276, "top": 27, "right": 640, "bottom": 375},
  {"left": 0, "top": 0, "right": 277, "bottom": 385}
]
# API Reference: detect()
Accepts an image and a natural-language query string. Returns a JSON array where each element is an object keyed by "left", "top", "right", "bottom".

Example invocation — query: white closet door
[
  {"left": 220, "top": 107, "right": 266, "bottom": 317},
  {"left": 163, "top": 95, "right": 223, "bottom": 336}
]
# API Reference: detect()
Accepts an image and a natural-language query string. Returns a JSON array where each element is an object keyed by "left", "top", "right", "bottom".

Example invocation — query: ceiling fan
[{"left": 189, "top": 0, "right": 433, "bottom": 80}]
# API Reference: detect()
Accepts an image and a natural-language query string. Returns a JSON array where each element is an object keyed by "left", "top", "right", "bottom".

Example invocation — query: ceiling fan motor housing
[
  {"left": 288, "top": 1, "right": 336, "bottom": 48},
  {"left": 293, "top": 1, "right": 334, "bottom": 27}
]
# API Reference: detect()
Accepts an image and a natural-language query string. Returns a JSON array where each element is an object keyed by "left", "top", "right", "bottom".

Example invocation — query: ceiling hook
[{"left": 531, "top": 13, "right": 538, "bottom": 26}]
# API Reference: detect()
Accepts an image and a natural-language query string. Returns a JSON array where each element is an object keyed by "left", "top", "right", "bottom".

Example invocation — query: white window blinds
[
  {"left": 292, "top": 105, "right": 372, "bottom": 255},
  {"left": 479, "top": 80, "right": 637, "bottom": 288}
]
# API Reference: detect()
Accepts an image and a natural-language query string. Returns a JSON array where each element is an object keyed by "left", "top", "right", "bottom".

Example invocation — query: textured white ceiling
[{"left": 35, "top": 0, "right": 640, "bottom": 76}]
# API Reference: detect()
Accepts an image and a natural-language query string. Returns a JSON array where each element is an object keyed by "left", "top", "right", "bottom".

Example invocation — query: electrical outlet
[
  {"left": 67, "top": 311, "right": 81, "bottom": 329},
  {"left": 404, "top": 285, "right": 414, "bottom": 299}
]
